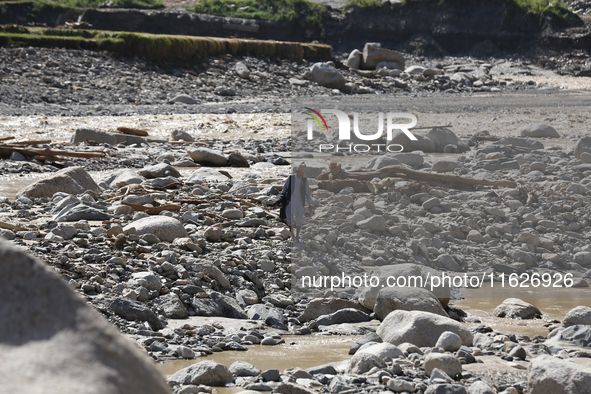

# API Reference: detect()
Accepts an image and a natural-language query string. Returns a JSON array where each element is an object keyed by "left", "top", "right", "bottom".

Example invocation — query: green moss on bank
[
  {"left": 0, "top": 27, "right": 333, "bottom": 61},
  {"left": 343, "top": 0, "right": 572, "bottom": 20},
  {"left": 193, "top": 0, "right": 329, "bottom": 26},
  {"left": 0, "top": 0, "right": 164, "bottom": 10}
]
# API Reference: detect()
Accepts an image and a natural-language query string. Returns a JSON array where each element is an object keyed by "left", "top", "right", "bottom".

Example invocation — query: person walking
[{"left": 278, "top": 162, "right": 313, "bottom": 243}]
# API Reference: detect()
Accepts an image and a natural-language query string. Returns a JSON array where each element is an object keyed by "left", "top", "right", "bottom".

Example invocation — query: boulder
[
  {"left": 468, "top": 381, "right": 495, "bottom": 394},
  {"left": 54, "top": 203, "right": 110, "bottom": 222},
  {"left": 187, "top": 148, "right": 228, "bottom": 166},
  {"left": 188, "top": 168, "right": 230, "bottom": 183},
  {"left": 71, "top": 128, "right": 146, "bottom": 145},
  {"left": 95, "top": 296, "right": 163, "bottom": 330},
  {"left": 520, "top": 124, "right": 560, "bottom": 138},
  {"left": 345, "top": 49, "right": 362, "bottom": 69},
  {"left": 547, "top": 325, "right": 591, "bottom": 348},
  {"left": 425, "top": 384, "right": 467, "bottom": 394},
  {"left": 564, "top": 306, "right": 591, "bottom": 327},
  {"left": 298, "top": 298, "right": 369, "bottom": 322},
  {"left": 575, "top": 136, "right": 591, "bottom": 159},
  {"left": 235, "top": 62, "right": 251, "bottom": 79},
  {"left": 393, "top": 152, "right": 425, "bottom": 168},
  {"left": 376, "top": 310, "right": 473, "bottom": 347},
  {"left": 356, "top": 342, "right": 403, "bottom": 361},
  {"left": 426, "top": 128, "right": 459, "bottom": 152},
  {"left": 172, "top": 94, "right": 198, "bottom": 104},
  {"left": 424, "top": 353, "right": 462, "bottom": 378},
  {"left": 228, "top": 152, "right": 250, "bottom": 168},
  {"left": 310, "top": 62, "right": 346, "bottom": 90},
  {"left": 171, "top": 130, "right": 194, "bottom": 142},
  {"left": 435, "top": 331, "right": 463, "bottom": 352},
  {"left": 127, "top": 271, "right": 162, "bottom": 292},
  {"left": 123, "top": 216, "right": 187, "bottom": 243},
  {"left": 528, "top": 355, "right": 591, "bottom": 394},
  {"left": 362, "top": 42, "right": 405, "bottom": 70},
  {"left": 153, "top": 293, "right": 188, "bottom": 319},
  {"left": 373, "top": 287, "right": 447, "bottom": 320},
  {"left": 247, "top": 304, "right": 285, "bottom": 327},
  {"left": 432, "top": 160, "right": 458, "bottom": 173},
  {"left": 138, "top": 163, "right": 181, "bottom": 179},
  {"left": 355, "top": 264, "right": 451, "bottom": 310},
  {"left": 316, "top": 308, "right": 370, "bottom": 326},
  {"left": 349, "top": 332, "right": 382, "bottom": 355},
  {"left": 346, "top": 352, "right": 386, "bottom": 374},
  {"left": 390, "top": 131, "right": 435, "bottom": 153},
  {"left": 0, "top": 241, "right": 171, "bottom": 394},
  {"left": 192, "top": 291, "right": 247, "bottom": 319},
  {"left": 356, "top": 215, "right": 387, "bottom": 232},
  {"left": 230, "top": 361, "right": 261, "bottom": 377},
  {"left": 17, "top": 166, "right": 101, "bottom": 199},
  {"left": 492, "top": 298, "right": 541, "bottom": 319},
  {"left": 169, "top": 360, "right": 234, "bottom": 386},
  {"left": 102, "top": 169, "right": 145, "bottom": 189}
]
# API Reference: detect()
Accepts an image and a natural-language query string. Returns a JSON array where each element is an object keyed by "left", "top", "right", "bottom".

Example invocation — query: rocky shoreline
[{"left": 2, "top": 105, "right": 591, "bottom": 393}]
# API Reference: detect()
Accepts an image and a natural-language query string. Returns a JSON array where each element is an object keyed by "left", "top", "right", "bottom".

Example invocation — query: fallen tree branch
[
  {"left": 116, "top": 127, "right": 149, "bottom": 136},
  {"left": 0, "top": 220, "right": 30, "bottom": 231}
]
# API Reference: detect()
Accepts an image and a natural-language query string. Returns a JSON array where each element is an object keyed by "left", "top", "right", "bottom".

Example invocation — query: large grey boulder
[
  {"left": 424, "top": 353, "right": 462, "bottom": 378},
  {"left": 426, "top": 128, "right": 460, "bottom": 152},
  {"left": 492, "top": 298, "right": 541, "bottom": 319},
  {"left": 188, "top": 168, "right": 230, "bottom": 183},
  {"left": 0, "top": 240, "right": 171, "bottom": 394},
  {"left": 520, "top": 124, "right": 560, "bottom": 138},
  {"left": 310, "top": 62, "right": 346, "bottom": 90},
  {"left": 355, "top": 264, "right": 451, "bottom": 310},
  {"left": 345, "top": 49, "right": 362, "bottom": 69},
  {"left": 528, "top": 355, "right": 591, "bottom": 394},
  {"left": 54, "top": 203, "right": 110, "bottom": 222},
  {"left": 153, "top": 293, "right": 188, "bottom": 319},
  {"left": 468, "top": 381, "right": 495, "bottom": 394},
  {"left": 123, "top": 216, "right": 187, "bottom": 243},
  {"left": 425, "top": 384, "right": 467, "bottom": 394},
  {"left": 316, "top": 308, "right": 370, "bottom": 326},
  {"left": 71, "top": 128, "right": 146, "bottom": 145},
  {"left": 95, "top": 296, "right": 163, "bottom": 330},
  {"left": 192, "top": 291, "right": 247, "bottom": 319},
  {"left": 356, "top": 215, "right": 387, "bottom": 232},
  {"left": 138, "top": 163, "right": 181, "bottom": 179},
  {"left": 169, "top": 360, "right": 234, "bottom": 386},
  {"left": 564, "top": 306, "right": 591, "bottom": 327},
  {"left": 229, "top": 361, "right": 260, "bottom": 377},
  {"left": 247, "top": 304, "right": 285, "bottom": 327},
  {"left": 575, "top": 136, "right": 591, "bottom": 159},
  {"left": 390, "top": 130, "right": 435, "bottom": 153},
  {"left": 187, "top": 148, "right": 228, "bottom": 166},
  {"left": 365, "top": 155, "right": 401, "bottom": 170},
  {"left": 393, "top": 152, "right": 424, "bottom": 168},
  {"left": 373, "top": 287, "right": 447, "bottom": 320},
  {"left": 17, "top": 166, "right": 101, "bottom": 199},
  {"left": 547, "top": 325, "right": 591, "bottom": 348},
  {"left": 102, "top": 169, "right": 145, "bottom": 189},
  {"left": 298, "top": 298, "right": 369, "bottom": 322},
  {"left": 376, "top": 310, "right": 473, "bottom": 347},
  {"left": 356, "top": 342, "right": 403, "bottom": 361},
  {"left": 346, "top": 352, "right": 386, "bottom": 374},
  {"left": 362, "top": 42, "right": 405, "bottom": 69},
  {"left": 435, "top": 331, "right": 463, "bottom": 352}
]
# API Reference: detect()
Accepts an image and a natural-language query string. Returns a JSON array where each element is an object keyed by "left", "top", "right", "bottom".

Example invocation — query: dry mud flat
[{"left": 2, "top": 91, "right": 591, "bottom": 393}]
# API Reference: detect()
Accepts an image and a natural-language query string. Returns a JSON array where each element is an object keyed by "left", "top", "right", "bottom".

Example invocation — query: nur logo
[{"left": 302, "top": 108, "right": 418, "bottom": 153}]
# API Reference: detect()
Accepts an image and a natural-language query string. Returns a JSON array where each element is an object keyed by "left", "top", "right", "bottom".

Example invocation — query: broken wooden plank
[
  {"left": 116, "top": 126, "right": 149, "bottom": 137},
  {"left": 0, "top": 136, "right": 15, "bottom": 141},
  {"left": 6, "top": 140, "right": 52, "bottom": 146},
  {"left": 0, "top": 220, "right": 29, "bottom": 231},
  {"left": 0, "top": 146, "right": 106, "bottom": 159}
]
